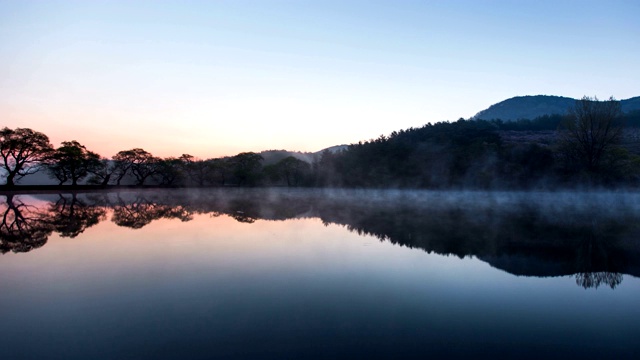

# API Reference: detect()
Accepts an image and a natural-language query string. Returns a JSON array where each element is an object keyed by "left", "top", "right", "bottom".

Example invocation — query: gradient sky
[{"left": 1, "top": 0, "right": 639, "bottom": 158}]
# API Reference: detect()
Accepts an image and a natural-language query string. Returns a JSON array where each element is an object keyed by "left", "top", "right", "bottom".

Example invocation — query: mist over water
[{"left": 1, "top": 188, "right": 640, "bottom": 359}]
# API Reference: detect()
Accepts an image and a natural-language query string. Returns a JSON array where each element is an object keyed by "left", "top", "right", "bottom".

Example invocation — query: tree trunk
[
  {"left": 116, "top": 172, "right": 126, "bottom": 185},
  {"left": 6, "top": 172, "right": 15, "bottom": 187},
  {"left": 101, "top": 174, "right": 111, "bottom": 186}
]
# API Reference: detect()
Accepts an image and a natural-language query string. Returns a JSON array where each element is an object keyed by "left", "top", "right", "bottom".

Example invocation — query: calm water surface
[{"left": 1, "top": 189, "right": 639, "bottom": 359}]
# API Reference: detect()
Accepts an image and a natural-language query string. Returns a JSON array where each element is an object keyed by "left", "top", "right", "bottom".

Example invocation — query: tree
[
  {"left": 560, "top": 96, "right": 623, "bottom": 174},
  {"left": 0, "top": 127, "right": 53, "bottom": 186},
  {"left": 230, "top": 152, "right": 263, "bottom": 186},
  {"left": 178, "top": 154, "right": 195, "bottom": 175},
  {"left": 113, "top": 148, "right": 160, "bottom": 185},
  {"left": 155, "top": 157, "right": 185, "bottom": 186},
  {"left": 111, "top": 157, "right": 133, "bottom": 185},
  {"left": 267, "top": 156, "right": 311, "bottom": 186},
  {"left": 86, "top": 158, "right": 115, "bottom": 186},
  {"left": 46, "top": 141, "right": 102, "bottom": 185},
  {"left": 209, "top": 158, "right": 231, "bottom": 186},
  {"left": 177, "top": 155, "right": 217, "bottom": 187},
  {"left": 313, "top": 149, "right": 340, "bottom": 187},
  {"left": 189, "top": 159, "right": 214, "bottom": 187}
]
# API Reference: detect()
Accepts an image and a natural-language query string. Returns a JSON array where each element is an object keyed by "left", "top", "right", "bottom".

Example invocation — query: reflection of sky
[
  {"left": 1, "top": 1, "right": 639, "bottom": 158},
  {"left": 1, "top": 212, "right": 639, "bottom": 358}
]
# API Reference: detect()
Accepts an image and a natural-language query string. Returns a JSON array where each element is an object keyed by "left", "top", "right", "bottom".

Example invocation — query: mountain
[
  {"left": 259, "top": 145, "right": 347, "bottom": 165},
  {"left": 316, "top": 144, "right": 348, "bottom": 154},
  {"left": 259, "top": 150, "right": 316, "bottom": 165},
  {"left": 474, "top": 95, "right": 640, "bottom": 121}
]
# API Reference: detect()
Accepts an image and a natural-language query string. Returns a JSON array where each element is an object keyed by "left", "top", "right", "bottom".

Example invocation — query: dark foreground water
[{"left": 1, "top": 189, "right": 639, "bottom": 359}]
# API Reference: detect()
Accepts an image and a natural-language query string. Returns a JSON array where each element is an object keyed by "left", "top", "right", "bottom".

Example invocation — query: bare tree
[{"left": 560, "top": 96, "right": 623, "bottom": 173}]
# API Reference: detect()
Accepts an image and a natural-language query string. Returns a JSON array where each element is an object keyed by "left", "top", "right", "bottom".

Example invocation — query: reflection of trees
[
  {"left": 125, "top": 189, "right": 640, "bottom": 292},
  {"left": 226, "top": 199, "right": 260, "bottom": 224},
  {"left": 571, "top": 226, "right": 627, "bottom": 289},
  {"left": 230, "top": 211, "right": 257, "bottom": 223},
  {"left": 316, "top": 196, "right": 640, "bottom": 289},
  {"left": 0, "top": 194, "right": 53, "bottom": 253},
  {"left": 111, "top": 195, "right": 192, "bottom": 229},
  {"left": 2, "top": 189, "right": 639, "bottom": 290},
  {"left": 575, "top": 272, "right": 623, "bottom": 289},
  {"left": 47, "top": 194, "right": 106, "bottom": 238}
]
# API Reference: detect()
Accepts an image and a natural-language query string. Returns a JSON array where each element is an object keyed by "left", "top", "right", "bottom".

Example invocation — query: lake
[{"left": 1, "top": 189, "right": 639, "bottom": 359}]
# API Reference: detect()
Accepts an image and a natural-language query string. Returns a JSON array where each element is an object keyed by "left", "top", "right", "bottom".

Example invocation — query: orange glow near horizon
[{"left": 3, "top": 108, "right": 344, "bottom": 159}]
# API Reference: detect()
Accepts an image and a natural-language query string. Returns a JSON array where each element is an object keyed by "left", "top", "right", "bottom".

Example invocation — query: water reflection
[
  {"left": 110, "top": 193, "right": 192, "bottom": 228},
  {"left": 575, "top": 271, "right": 623, "bottom": 289},
  {"left": 2, "top": 189, "right": 639, "bottom": 289},
  {"left": 48, "top": 194, "right": 107, "bottom": 237},
  {"left": 0, "top": 194, "right": 52, "bottom": 253}
]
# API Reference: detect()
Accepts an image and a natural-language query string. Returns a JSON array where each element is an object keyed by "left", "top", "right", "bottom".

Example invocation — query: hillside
[
  {"left": 259, "top": 150, "right": 316, "bottom": 165},
  {"left": 475, "top": 95, "right": 640, "bottom": 121}
]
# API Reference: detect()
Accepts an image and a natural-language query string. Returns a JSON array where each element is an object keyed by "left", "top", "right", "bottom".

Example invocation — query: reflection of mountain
[{"left": 5, "top": 189, "right": 640, "bottom": 288}]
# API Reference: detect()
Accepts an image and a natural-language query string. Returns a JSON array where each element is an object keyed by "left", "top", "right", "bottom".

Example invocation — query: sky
[{"left": 1, "top": 0, "right": 639, "bottom": 159}]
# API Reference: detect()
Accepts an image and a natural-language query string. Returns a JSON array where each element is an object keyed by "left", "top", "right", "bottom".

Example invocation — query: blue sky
[{"left": 1, "top": 0, "right": 638, "bottom": 158}]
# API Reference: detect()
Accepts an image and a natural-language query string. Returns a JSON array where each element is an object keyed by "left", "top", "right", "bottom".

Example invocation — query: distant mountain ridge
[
  {"left": 259, "top": 145, "right": 348, "bottom": 165},
  {"left": 474, "top": 95, "right": 640, "bottom": 121}
]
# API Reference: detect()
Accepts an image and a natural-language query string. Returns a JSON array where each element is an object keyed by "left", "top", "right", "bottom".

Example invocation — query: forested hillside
[{"left": 3, "top": 98, "right": 640, "bottom": 189}]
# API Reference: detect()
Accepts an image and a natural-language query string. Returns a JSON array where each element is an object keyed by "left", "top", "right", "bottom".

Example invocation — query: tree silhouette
[
  {"left": 0, "top": 127, "right": 53, "bottom": 186},
  {"left": 113, "top": 148, "right": 160, "bottom": 185},
  {"left": 46, "top": 141, "right": 102, "bottom": 185},
  {"left": 279, "top": 156, "right": 310, "bottom": 186},
  {"left": 209, "top": 158, "right": 231, "bottom": 186},
  {"left": 230, "top": 152, "right": 263, "bottom": 186},
  {"left": 111, "top": 157, "right": 133, "bottom": 185},
  {"left": 155, "top": 157, "right": 185, "bottom": 186},
  {"left": 559, "top": 96, "right": 623, "bottom": 174},
  {"left": 312, "top": 149, "right": 340, "bottom": 187},
  {"left": 86, "top": 158, "right": 116, "bottom": 186},
  {"left": 265, "top": 156, "right": 311, "bottom": 186},
  {"left": 178, "top": 154, "right": 196, "bottom": 185},
  {"left": 181, "top": 155, "right": 215, "bottom": 187}
]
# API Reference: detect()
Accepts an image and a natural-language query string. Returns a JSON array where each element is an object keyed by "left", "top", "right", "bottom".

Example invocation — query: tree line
[
  {"left": 0, "top": 130, "right": 310, "bottom": 187},
  {"left": 313, "top": 96, "right": 639, "bottom": 188},
  {"left": 1, "top": 96, "right": 637, "bottom": 188}
]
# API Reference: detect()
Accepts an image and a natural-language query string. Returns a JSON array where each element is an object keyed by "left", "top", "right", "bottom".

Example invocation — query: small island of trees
[{"left": 1, "top": 96, "right": 639, "bottom": 189}]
